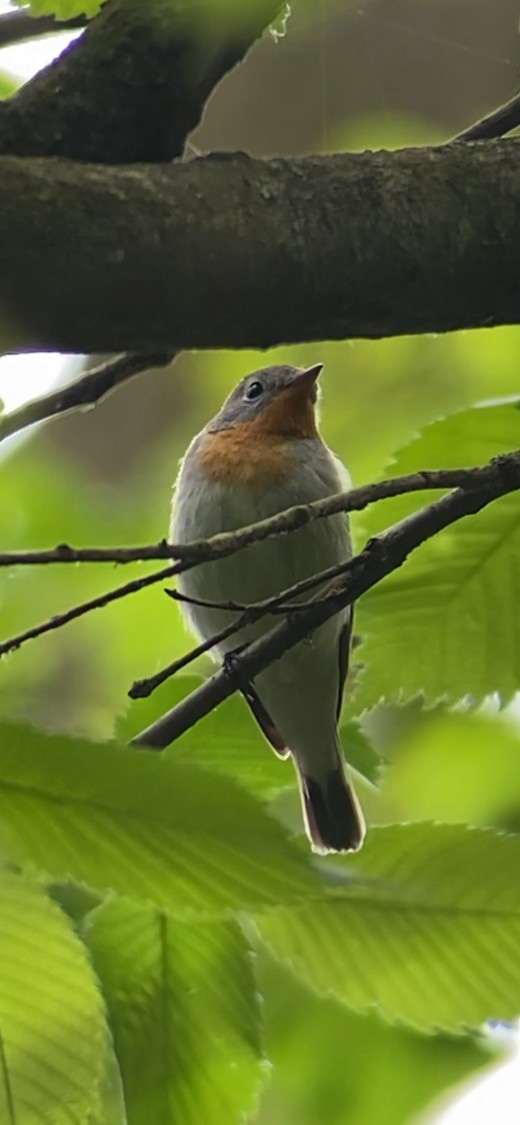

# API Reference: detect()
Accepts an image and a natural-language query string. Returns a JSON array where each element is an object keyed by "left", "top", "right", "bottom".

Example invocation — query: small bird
[{"left": 171, "top": 363, "right": 365, "bottom": 853}]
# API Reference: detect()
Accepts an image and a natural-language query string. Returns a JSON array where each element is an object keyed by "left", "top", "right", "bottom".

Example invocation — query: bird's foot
[{"left": 223, "top": 644, "right": 248, "bottom": 683}]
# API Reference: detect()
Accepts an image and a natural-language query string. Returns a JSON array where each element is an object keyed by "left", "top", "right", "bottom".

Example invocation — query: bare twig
[
  {"left": 130, "top": 563, "right": 353, "bottom": 698},
  {"left": 454, "top": 94, "right": 520, "bottom": 144},
  {"left": 0, "top": 564, "right": 177, "bottom": 657},
  {"left": 0, "top": 463, "right": 503, "bottom": 569},
  {"left": 129, "top": 618, "right": 244, "bottom": 698},
  {"left": 0, "top": 352, "right": 175, "bottom": 445},
  {"left": 0, "top": 11, "right": 84, "bottom": 50},
  {"left": 1, "top": 454, "right": 519, "bottom": 662},
  {"left": 132, "top": 454, "right": 520, "bottom": 750},
  {"left": 130, "top": 562, "right": 366, "bottom": 698}
]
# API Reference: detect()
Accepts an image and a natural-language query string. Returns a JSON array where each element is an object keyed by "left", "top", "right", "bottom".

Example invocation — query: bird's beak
[
  {"left": 286, "top": 364, "right": 323, "bottom": 404},
  {"left": 260, "top": 363, "right": 322, "bottom": 437},
  {"left": 293, "top": 363, "right": 323, "bottom": 390}
]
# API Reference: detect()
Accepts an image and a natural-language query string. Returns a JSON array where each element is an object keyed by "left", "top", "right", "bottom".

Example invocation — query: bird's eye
[{"left": 244, "top": 381, "right": 264, "bottom": 402}]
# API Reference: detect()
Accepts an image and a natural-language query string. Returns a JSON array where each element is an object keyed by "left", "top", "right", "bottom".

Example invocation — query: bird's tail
[{"left": 296, "top": 753, "right": 365, "bottom": 854}]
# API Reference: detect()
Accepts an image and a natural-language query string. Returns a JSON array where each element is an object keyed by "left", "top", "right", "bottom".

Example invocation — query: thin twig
[
  {"left": 131, "top": 561, "right": 360, "bottom": 697},
  {"left": 0, "top": 351, "right": 176, "bottom": 445},
  {"left": 130, "top": 561, "right": 350, "bottom": 697},
  {"left": 0, "top": 11, "right": 84, "bottom": 50},
  {"left": 129, "top": 618, "right": 244, "bottom": 698},
  {"left": 1, "top": 455, "right": 519, "bottom": 661},
  {"left": 454, "top": 94, "right": 520, "bottom": 143},
  {"left": 0, "top": 462, "right": 505, "bottom": 568},
  {"left": 132, "top": 458, "right": 520, "bottom": 750},
  {"left": 0, "top": 564, "right": 178, "bottom": 657}
]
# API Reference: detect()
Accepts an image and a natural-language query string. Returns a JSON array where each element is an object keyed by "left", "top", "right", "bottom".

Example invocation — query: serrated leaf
[
  {"left": 257, "top": 823, "right": 520, "bottom": 1032},
  {"left": 0, "top": 871, "right": 111, "bottom": 1124},
  {"left": 256, "top": 953, "right": 497, "bottom": 1125},
  {"left": 270, "top": 2, "right": 291, "bottom": 40},
  {"left": 351, "top": 402, "right": 520, "bottom": 712},
  {"left": 86, "top": 900, "right": 266, "bottom": 1125},
  {"left": 339, "top": 720, "right": 382, "bottom": 784},
  {"left": 122, "top": 676, "right": 380, "bottom": 789},
  {"left": 0, "top": 723, "right": 316, "bottom": 919}
]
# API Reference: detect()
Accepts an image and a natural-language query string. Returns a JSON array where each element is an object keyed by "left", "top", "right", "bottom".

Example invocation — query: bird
[{"left": 171, "top": 363, "right": 365, "bottom": 853}]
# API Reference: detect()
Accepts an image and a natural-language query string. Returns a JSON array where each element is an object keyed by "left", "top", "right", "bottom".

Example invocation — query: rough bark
[
  {"left": 1, "top": 140, "right": 520, "bottom": 353},
  {"left": 0, "top": 0, "right": 281, "bottom": 164}
]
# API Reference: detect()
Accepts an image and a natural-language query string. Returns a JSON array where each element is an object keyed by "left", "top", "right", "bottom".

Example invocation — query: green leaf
[
  {"left": 86, "top": 900, "right": 266, "bottom": 1125},
  {"left": 0, "top": 723, "right": 316, "bottom": 918},
  {"left": 257, "top": 822, "right": 520, "bottom": 1032},
  {"left": 339, "top": 719, "right": 382, "bottom": 785},
  {"left": 0, "top": 871, "right": 112, "bottom": 1124},
  {"left": 0, "top": 70, "right": 20, "bottom": 100},
  {"left": 269, "top": 3, "right": 291, "bottom": 40},
  {"left": 351, "top": 402, "right": 520, "bottom": 712},
  {"left": 256, "top": 952, "right": 498, "bottom": 1125},
  {"left": 11, "top": 0, "right": 103, "bottom": 18},
  {"left": 379, "top": 709, "right": 520, "bottom": 829}
]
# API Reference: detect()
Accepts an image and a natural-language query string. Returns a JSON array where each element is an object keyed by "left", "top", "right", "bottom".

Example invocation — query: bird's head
[{"left": 207, "top": 363, "right": 323, "bottom": 440}]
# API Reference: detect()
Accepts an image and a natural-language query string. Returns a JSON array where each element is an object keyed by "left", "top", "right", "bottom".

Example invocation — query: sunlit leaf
[
  {"left": 351, "top": 402, "right": 520, "bottom": 712},
  {"left": 87, "top": 900, "right": 267, "bottom": 1125},
  {"left": 0, "top": 871, "right": 112, "bottom": 1124},
  {"left": 10, "top": 0, "right": 102, "bottom": 18},
  {"left": 0, "top": 723, "right": 316, "bottom": 918},
  {"left": 379, "top": 709, "right": 520, "bottom": 829},
  {"left": 257, "top": 822, "right": 520, "bottom": 1032},
  {"left": 0, "top": 70, "right": 20, "bottom": 99},
  {"left": 255, "top": 952, "right": 498, "bottom": 1125}
]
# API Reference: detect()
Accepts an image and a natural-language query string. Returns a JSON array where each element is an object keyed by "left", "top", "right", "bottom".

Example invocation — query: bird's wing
[
  {"left": 336, "top": 608, "right": 353, "bottom": 720},
  {"left": 241, "top": 683, "right": 290, "bottom": 759}
]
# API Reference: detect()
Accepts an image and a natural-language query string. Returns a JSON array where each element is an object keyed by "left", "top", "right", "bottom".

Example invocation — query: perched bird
[{"left": 171, "top": 363, "right": 365, "bottom": 853}]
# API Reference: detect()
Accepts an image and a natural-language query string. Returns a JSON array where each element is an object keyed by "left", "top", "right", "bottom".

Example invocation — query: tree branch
[
  {"left": 132, "top": 452, "right": 520, "bottom": 749},
  {"left": 0, "top": 462, "right": 503, "bottom": 569},
  {"left": 0, "top": 11, "right": 84, "bottom": 50},
  {"left": 2, "top": 142, "right": 520, "bottom": 352},
  {"left": 0, "top": 0, "right": 281, "bottom": 164},
  {"left": 454, "top": 93, "right": 520, "bottom": 143},
  {"left": 0, "top": 351, "right": 175, "bottom": 444},
  {"left": 1, "top": 452, "right": 520, "bottom": 672},
  {"left": 0, "top": 563, "right": 178, "bottom": 657}
]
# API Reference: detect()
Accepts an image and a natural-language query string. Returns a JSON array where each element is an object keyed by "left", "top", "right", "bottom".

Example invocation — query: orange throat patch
[{"left": 198, "top": 386, "right": 318, "bottom": 488}]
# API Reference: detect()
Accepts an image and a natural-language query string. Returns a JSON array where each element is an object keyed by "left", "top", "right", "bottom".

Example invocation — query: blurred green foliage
[
  {"left": 2, "top": 0, "right": 520, "bottom": 1122},
  {"left": 0, "top": 67, "right": 19, "bottom": 97}
]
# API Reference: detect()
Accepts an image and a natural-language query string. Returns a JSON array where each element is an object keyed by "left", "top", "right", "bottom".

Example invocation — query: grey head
[{"left": 207, "top": 363, "right": 323, "bottom": 432}]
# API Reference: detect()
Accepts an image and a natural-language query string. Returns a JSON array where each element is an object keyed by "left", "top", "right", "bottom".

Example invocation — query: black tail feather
[{"left": 299, "top": 768, "right": 365, "bottom": 854}]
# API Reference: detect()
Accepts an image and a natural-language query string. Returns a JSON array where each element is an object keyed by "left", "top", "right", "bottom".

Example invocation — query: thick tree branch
[
  {"left": 2, "top": 142, "right": 520, "bottom": 352},
  {"left": 0, "top": 463, "right": 504, "bottom": 569},
  {"left": 132, "top": 452, "right": 520, "bottom": 749},
  {"left": 0, "top": 0, "right": 281, "bottom": 164},
  {"left": 0, "top": 11, "right": 84, "bottom": 49},
  {"left": 0, "top": 351, "right": 175, "bottom": 444}
]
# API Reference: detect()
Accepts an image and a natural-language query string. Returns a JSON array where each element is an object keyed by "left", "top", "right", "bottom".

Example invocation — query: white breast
[{"left": 171, "top": 437, "right": 352, "bottom": 655}]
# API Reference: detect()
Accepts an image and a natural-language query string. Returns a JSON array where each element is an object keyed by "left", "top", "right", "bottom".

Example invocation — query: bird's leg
[{"left": 222, "top": 643, "right": 249, "bottom": 683}]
